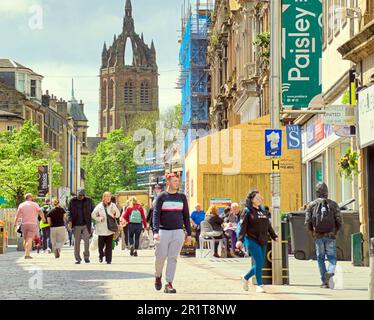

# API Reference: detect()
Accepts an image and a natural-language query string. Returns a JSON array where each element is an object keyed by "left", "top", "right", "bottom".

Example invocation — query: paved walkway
[{"left": 0, "top": 245, "right": 370, "bottom": 300}]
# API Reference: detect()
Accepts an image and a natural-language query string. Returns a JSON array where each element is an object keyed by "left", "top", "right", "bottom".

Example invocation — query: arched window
[
  {"left": 124, "top": 81, "right": 134, "bottom": 104},
  {"left": 101, "top": 80, "right": 107, "bottom": 109},
  {"left": 124, "top": 38, "right": 134, "bottom": 66},
  {"left": 140, "top": 81, "right": 150, "bottom": 104},
  {"left": 108, "top": 79, "right": 114, "bottom": 109}
]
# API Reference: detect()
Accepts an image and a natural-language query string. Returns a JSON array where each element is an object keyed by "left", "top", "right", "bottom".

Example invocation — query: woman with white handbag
[{"left": 91, "top": 192, "right": 120, "bottom": 264}]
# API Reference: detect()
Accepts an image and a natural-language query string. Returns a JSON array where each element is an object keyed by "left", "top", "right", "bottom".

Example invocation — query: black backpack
[{"left": 312, "top": 200, "right": 335, "bottom": 234}]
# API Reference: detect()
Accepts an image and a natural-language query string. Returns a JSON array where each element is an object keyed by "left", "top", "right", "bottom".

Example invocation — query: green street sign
[{"left": 282, "top": 0, "right": 322, "bottom": 108}]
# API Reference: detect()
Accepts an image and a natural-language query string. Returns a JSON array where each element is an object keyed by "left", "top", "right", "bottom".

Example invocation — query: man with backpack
[
  {"left": 305, "top": 182, "right": 342, "bottom": 288},
  {"left": 122, "top": 196, "right": 148, "bottom": 257}
]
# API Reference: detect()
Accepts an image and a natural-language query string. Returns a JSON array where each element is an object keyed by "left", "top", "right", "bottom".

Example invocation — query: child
[{"left": 33, "top": 234, "right": 41, "bottom": 253}]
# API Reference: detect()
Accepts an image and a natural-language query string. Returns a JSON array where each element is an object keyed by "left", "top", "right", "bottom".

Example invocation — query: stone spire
[{"left": 125, "top": 0, "right": 132, "bottom": 18}]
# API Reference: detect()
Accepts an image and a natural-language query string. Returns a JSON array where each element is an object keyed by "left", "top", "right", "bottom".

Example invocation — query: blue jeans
[
  {"left": 243, "top": 237, "right": 267, "bottom": 286},
  {"left": 315, "top": 236, "right": 337, "bottom": 283},
  {"left": 128, "top": 223, "right": 142, "bottom": 249}
]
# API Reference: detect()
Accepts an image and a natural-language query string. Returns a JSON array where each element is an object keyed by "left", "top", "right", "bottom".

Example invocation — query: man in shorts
[{"left": 14, "top": 193, "right": 43, "bottom": 259}]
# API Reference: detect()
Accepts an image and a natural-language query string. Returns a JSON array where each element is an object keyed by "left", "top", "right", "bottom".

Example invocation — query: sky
[{"left": 0, "top": 0, "right": 185, "bottom": 136}]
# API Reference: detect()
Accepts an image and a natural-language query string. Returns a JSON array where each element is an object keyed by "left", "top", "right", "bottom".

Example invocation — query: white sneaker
[
  {"left": 256, "top": 285, "right": 266, "bottom": 293},
  {"left": 241, "top": 277, "right": 249, "bottom": 291}
]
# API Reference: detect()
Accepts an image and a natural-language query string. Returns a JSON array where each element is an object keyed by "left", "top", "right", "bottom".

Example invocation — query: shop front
[
  {"left": 358, "top": 84, "right": 374, "bottom": 241},
  {"left": 301, "top": 113, "right": 357, "bottom": 207}
]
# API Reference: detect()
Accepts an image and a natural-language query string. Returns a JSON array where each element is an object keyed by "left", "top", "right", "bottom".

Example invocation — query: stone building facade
[
  {"left": 207, "top": 0, "right": 270, "bottom": 131},
  {"left": 0, "top": 59, "right": 45, "bottom": 137},
  {"left": 98, "top": 0, "right": 159, "bottom": 138},
  {"left": 338, "top": 0, "right": 374, "bottom": 266}
]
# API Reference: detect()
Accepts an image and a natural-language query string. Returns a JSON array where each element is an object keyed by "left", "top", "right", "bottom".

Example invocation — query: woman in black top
[
  {"left": 236, "top": 190, "right": 278, "bottom": 293},
  {"left": 206, "top": 205, "right": 232, "bottom": 258},
  {"left": 47, "top": 199, "right": 68, "bottom": 259}
]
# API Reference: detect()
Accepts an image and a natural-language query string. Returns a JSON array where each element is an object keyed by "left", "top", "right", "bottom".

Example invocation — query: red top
[{"left": 122, "top": 204, "right": 147, "bottom": 228}]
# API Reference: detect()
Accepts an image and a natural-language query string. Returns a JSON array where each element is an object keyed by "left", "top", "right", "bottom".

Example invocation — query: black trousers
[
  {"left": 98, "top": 235, "right": 113, "bottom": 263},
  {"left": 123, "top": 225, "right": 129, "bottom": 246},
  {"left": 41, "top": 227, "right": 52, "bottom": 251}
]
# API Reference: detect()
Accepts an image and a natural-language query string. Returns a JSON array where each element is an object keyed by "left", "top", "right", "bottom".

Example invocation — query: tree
[
  {"left": 161, "top": 104, "right": 182, "bottom": 130},
  {"left": 0, "top": 120, "right": 62, "bottom": 207},
  {"left": 84, "top": 130, "right": 138, "bottom": 203}
]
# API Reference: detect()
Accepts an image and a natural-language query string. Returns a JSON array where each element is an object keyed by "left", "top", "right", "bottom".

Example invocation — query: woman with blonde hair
[
  {"left": 205, "top": 205, "right": 232, "bottom": 258},
  {"left": 122, "top": 196, "right": 147, "bottom": 257},
  {"left": 47, "top": 199, "right": 67, "bottom": 258},
  {"left": 91, "top": 192, "right": 120, "bottom": 264}
]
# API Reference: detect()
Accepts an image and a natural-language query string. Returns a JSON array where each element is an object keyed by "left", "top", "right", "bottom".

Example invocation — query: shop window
[{"left": 311, "top": 155, "right": 325, "bottom": 200}]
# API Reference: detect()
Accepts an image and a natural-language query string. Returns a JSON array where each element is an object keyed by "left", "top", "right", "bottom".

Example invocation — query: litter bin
[
  {"left": 351, "top": 232, "right": 364, "bottom": 266},
  {"left": 252, "top": 222, "right": 289, "bottom": 285},
  {"left": 0, "top": 222, "right": 5, "bottom": 254},
  {"left": 288, "top": 212, "right": 315, "bottom": 260},
  {"left": 288, "top": 210, "right": 360, "bottom": 261}
]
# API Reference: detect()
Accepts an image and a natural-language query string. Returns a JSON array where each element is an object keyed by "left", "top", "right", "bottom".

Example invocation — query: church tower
[{"left": 98, "top": 0, "right": 159, "bottom": 137}]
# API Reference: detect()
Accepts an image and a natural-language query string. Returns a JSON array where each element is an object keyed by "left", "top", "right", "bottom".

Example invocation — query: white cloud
[{"left": 0, "top": 0, "right": 41, "bottom": 14}]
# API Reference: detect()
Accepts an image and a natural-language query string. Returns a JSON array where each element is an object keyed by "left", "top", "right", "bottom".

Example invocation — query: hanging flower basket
[{"left": 338, "top": 148, "right": 358, "bottom": 180}]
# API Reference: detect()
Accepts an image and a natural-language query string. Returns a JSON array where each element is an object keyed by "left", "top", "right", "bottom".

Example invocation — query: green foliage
[
  {"left": 339, "top": 147, "right": 359, "bottom": 180},
  {"left": 254, "top": 32, "right": 270, "bottom": 62},
  {"left": 161, "top": 104, "right": 182, "bottom": 130},
  {"left": 342, "top": 91, "right": 350, "bottom": 105},
  {"left": 84, "top": 130, "right": 138, "bottom": 203},
  {"left": 0, "top": 120, "right": 62, "bottom": 206},
  {"left": 126, "top": 111, "right": 159, "bottom": 136}
]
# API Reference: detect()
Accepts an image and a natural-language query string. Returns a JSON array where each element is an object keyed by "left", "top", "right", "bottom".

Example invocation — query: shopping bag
[
  {"left": 90, "top": 233, "right": 98, "bottom": 251},
  {"left": 140, "top": 231, "right": 150, "bottom": 249}
]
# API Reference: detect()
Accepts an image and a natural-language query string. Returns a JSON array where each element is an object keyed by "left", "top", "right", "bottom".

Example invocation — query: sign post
[{"left": 282, "top": 0, "right": 323, "bottom": 108}]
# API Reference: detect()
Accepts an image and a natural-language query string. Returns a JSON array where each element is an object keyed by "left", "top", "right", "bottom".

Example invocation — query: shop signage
[
  {"left": 358, "top": 84, "right": 374, "bottom": 148},
  {"left": 286, "top": 125, "right": 302, "bottom": 149},
  {"left": 265, "top": 129, "right": 282, "bottom": 157},
  {"left": 315, "top": 119, "right": 324, "bottom": 143},
  {"left": 307, "top": 124, "right": 316, "bottom": 147},
  {"left": 271, "top": 159, "right": 281, "bottom": 171},
  {"left": 323, "top": 105, "right": 356, "bottom": 126},
  {"left": 282, "top": 0, "right": 323, "bottom": 108},
  {"left": 37, "top": 166, "right": 49, "bottom": 197}
]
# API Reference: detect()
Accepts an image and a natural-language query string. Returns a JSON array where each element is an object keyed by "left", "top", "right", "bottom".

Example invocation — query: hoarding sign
[{"left": 282, "top": 0, "right": 323, "bottom": 108}]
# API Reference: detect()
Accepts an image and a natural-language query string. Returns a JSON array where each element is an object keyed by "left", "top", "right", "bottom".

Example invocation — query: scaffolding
[{"left": 177, "top": 0, "right": 214, "bottom": 156}]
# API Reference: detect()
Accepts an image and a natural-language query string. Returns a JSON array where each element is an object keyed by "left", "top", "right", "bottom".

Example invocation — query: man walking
[
  {"left": 68, "top": 189, "right": 95, "bottom": 264},
  {"left": 14, "top": 193, "right": 43, "bottom": 259},
  {"left": 305, "top": 182, "right": 342, "bottom": 288},
  {"left": 190, "top": 203, "right": 205, "bottom": 249},
  {"left": 153, "top": 173, "right": 192, "bottom": 293},
  {"left": 40, "top": 199, "right": 52, "bottom": 253}
]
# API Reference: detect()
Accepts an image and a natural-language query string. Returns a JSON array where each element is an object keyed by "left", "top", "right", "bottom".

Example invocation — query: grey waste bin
[
  {"left": 287, "top": 212, "right": 315, "bottom": 260},
  {"left": 287, "top": 210, "right": 360, "bottom": 261}
]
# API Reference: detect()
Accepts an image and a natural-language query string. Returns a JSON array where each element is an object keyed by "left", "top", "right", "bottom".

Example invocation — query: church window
[
  {"left": 124, "top": 81, "right": 134, "bottom": 104},
  {"left": 140, "top": 81, "right": 150, "bottom": 104}
]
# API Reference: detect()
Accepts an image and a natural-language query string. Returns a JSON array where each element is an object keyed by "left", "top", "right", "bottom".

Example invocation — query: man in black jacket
[
  {"left": 305, "top": 183, "right": 342, "bottom": 288},
  {"left": 68, "top": 189, "right": 95, "bottom": 264}
]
